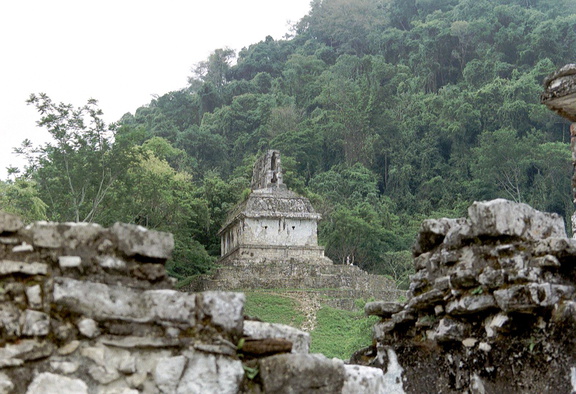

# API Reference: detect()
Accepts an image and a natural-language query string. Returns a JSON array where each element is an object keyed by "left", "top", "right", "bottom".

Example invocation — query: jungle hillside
[{"left": 2, "top": 0, "right": 576, "bottom": 288}]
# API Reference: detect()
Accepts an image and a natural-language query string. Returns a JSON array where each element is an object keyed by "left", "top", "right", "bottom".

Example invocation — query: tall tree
[{"left": 16, "top": 93, "right": 135, "bottom": 222}]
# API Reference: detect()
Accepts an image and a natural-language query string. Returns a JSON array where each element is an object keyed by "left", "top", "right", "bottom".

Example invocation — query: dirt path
[{"left": 254, "top": 290, "right": 322, "bottom": 332}]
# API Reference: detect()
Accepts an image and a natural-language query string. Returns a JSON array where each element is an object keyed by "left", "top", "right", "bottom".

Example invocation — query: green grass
[
  {"left": 243, "top": 291, "right": 306, "bottom": 328},
  {"left": 310, "top": 305, "right": 378, "bottom": 360},
  {"left": 243, "top": 291, "right": 377, "bottom": 360}
]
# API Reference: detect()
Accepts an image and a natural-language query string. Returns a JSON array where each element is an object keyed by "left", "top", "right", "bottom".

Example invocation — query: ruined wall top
[{"left": 251, "top": 150, "right": 285, "bottom": 191}]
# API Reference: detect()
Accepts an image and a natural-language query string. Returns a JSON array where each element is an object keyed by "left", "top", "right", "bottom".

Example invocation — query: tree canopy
[{"left": 4, "top": 0, "right": 574, "bottom": 287}]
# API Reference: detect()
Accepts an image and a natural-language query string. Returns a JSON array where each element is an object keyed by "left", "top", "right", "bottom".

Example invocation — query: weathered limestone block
[
  {"left": 77, "top": 318, "right": 100, "bottom": 338},
  {"left": 507, "top": 267, "right": 542, "bottom": 283},
  {"left": 541, "top": 63, "right": 576, "bottom": 122},
  {"left": 258, "top": 353, "right": 345, "bottom": 394},
  {"left": 478, "top": 267, "right": 505, "bottom": 289},
  {"left": 528, "top": 283, "right": 574, "bottom": 307},
  {"left": 414, "top": 252, "right": 431, "bottom": 271},
  {"left": 154, "top": 355, "right": 187, "bottom": 393},
  {"left": 0, "top": 212, "right": 23, "bottom": 233},
  {"left": 58, "top": 256, "right": 82, "bottom": 269},
  {"left": 434, "top": 276, "right": 451, "bottom": 291},
  {"left": 365, "top": 301, "right": 404, "bottom": 318},
  {"left": 373, "top": 320, "right": 396, "bottom": 340},
  {"left": 50, "top": 359, "right": 80, "bottom": 374},
  {"left": 27, "top": 221, "right": 103, "bottom": 249},
  {"left": 177, "top": 350, "right": 243, "bottom": 394},
  {"left": 414, "top": 218, "right": 465, "bottom": 255},
  {"left": 54, "top": 278, "right": 148, "bottom": 322},
  {"left": 493, "top": 285, "right": 535, "bottom": 312},
  {"left": 449, "top": 269, "right": 478, "bottom": 289},
  {"left": 198, "top": 292, "right": 244, "bottom": 334},
  {"left": 0, "top": 340, "right": 54, "bottom": 367},
  {"left": 25, "top": 285, "right": 42, "bottom": 309},
  {"left": 485, "top": 313, "right": 512, "bottom": 337},
  {"left": 494, "top": 284, "right": 574, "bottom": 312},
  {"left": 445, "top": 295, "right": 497, "bottom": 315},
  {"left": 12, "top": 242, "right": 33, "bottom": 253},
  {"left": 0, "top": 260, "right": 48, "bottom": 276},
  {"left": 110, "top": 223, "right": 173, "bottom": 259},
  {"left": 408, "top": 288, "right": 445, "bottom": 310},
  {"left": 0, "top": 372, "right": 14, "bottom": 394},
  {"left": 243, "top": 320, "right": 310, "bottom": 354},
  {"left": 408, "top": 269, "right": 430, "bottom": 295},
  {"left": 0, "top": 303, "right": 21, "bottom": 337},
  {"left": 432, "top": 318, "right": 469, "bottom": 342},
  {"left": 342, "top": 364, "right": 387, "bottom": 394},
  {"left": 20, "top": 310, "right": 50, "bottom": 336},
  {"left": 391, "top": 310, "right": 417, "bottom": 326},
  {"left": 97, "top": 336, "right": 180, "bottom": 348},
  {"left": 467, "top": 199, "right": 566, "bottom": 240},
  {"left": 551, "top": 300, "right": 576, "bottom": 326},
  {"left": 530, "top": 254, "right": 561, "bottom": 268},
  {"left": 53, "top": 278, "right": 196, "bottom": 325},
  {"left": 97, "top": 255, "right": 126, "bottom": 269},
  {"left": 145, "top": 289, "right": 196, "bottom": 325},
  {"left": 26, "top": 372, "right": 88, "bottom": 394},
  {"left": 533, "top": 237, "right": 576, "bottom": 257}
]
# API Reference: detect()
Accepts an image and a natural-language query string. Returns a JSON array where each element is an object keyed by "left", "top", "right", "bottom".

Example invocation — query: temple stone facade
[
  {"left": 218, "top": 150, "right": 329, "bottom": 264},
  {"left": 186, "top": 151, "right": 401, "bottom": 310}
]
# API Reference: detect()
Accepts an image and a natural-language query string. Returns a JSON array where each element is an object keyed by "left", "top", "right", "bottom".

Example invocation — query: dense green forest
[{"left": 3, "top": 0, "right": 576, "bottom": 287}]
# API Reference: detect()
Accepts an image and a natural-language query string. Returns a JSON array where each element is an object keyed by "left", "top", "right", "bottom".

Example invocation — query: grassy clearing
[
  {"left": 243, "top": 291, "right": 306, "bottom": 328},
  {"left": 243, "top": 291, "right": 377, "bottom": 360},
  {"left": 310, "top": 305, "right": 378, "bottom": 360}
]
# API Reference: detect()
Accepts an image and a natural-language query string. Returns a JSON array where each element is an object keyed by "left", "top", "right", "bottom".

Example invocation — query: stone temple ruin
[
  {"left": 186, "top": 150, "right": 401, "bottom": 310},
  {"left": 218, "top": 150, "right": 328, "bottom": 264}
]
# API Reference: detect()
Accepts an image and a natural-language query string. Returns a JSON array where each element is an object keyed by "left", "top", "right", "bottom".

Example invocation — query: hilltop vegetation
[{"left": 3, "top": 0, "right": 575, "bottom": 284}]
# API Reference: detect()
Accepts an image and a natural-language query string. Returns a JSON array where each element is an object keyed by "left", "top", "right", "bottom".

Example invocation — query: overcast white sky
[{"left": 0, "top": 0, "right": 312, "bottom": 180}]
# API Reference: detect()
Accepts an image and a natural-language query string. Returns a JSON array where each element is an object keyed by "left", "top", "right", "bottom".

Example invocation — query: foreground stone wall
[
  {"left": 357, "top": 199, "right": 576, "bottom": 393},
  {"left": 0, "top": 211, "right": 398, "bottom": 393}
]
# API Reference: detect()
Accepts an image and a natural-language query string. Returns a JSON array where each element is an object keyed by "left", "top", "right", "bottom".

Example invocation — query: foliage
[
  {"left": 7, "top": 0, "right": 576, "bottom": 284},
  {"left": 16, "top": 93, "right": 134, "bottom": 223}
]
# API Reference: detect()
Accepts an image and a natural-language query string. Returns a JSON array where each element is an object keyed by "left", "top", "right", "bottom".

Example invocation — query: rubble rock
[
  {"left": 110, "top": 222, "right": 174, "bottom": 259},
  {"left": 467, "top": 199, "right": 566, "bottom": 240},
  {"left": 26, "top": 372, "right": 88, "bottom": 394},
  {"left": 365, "top": 301, "right": 405, "bottom": 317},
  {"left": 259, "top": 353, "right": 345, "bottom": 394},
  {"left": 0, "top": 211, "right": 23, "bottom": 233},
  {"left": 432, "top": 318, "right": 469, "bottom": 342},
  {"left": 243, "top": 320, "right": 310, "bottom": 354},
  {"left": 177, "top": 350, "right": 243, "bottom": 394}
]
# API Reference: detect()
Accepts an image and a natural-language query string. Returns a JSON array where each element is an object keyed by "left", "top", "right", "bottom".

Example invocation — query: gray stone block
[
  {"left": 0, "top": 211, "right": 23, "bottom": 233},
  {"left": 154, "top": 355, "right": 187, "bottom": 393},
  {"left": 243, "top": 320, "right": 310, "bottom": 354},
  {"left": 342, "top": 364, "right": 387, "bottom": 394},
  {"left": 467, "top": 199, "right": 566, "bottom": 240},
  {"left": 177, "top": 350, "right": 243, "bottom": 394},
  {"left": 259, "top": 353, "right": 345, "bottom": 394},
  {"left": 365, "top": 301, "right": 404, "bottom": 317},
  {"left": 0, "top": 260, "right": 48, "bottom": 276},
  {"left": 198, "top": 291, "right": 244, "bottom": 334},
  {"left": 111, "top": 222, "right": 173, "bottom": 259},
  {"left": 26, "top": 372, "right": 88, "bottom": 394},
  {"left": 53, "top": 278, "right": 196, "bottom": 325}
]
